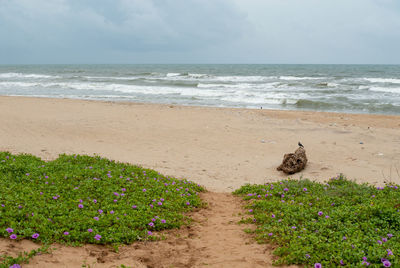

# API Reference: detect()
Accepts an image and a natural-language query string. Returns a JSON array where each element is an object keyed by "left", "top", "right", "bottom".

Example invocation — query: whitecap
[{"left": 364, "top": 78, "right": 400, "bottom": 84}]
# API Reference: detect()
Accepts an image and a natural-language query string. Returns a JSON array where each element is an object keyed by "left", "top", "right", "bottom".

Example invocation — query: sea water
[{"left": 0, "top": 64, "right": 399, "bottom": 115}]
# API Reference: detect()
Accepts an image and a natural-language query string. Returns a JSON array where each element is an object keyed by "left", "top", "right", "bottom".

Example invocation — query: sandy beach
[
  {"left": 1, "top": 96, "right": 400, "bottom": 267},
  {"left": 1, "top": 96, "right": 399, "bottom": 191}
]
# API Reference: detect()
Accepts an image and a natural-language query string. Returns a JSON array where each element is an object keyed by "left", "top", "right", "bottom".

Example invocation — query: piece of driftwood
[{"left": 277, "top": 146, "right": 307, "bottom": 174}]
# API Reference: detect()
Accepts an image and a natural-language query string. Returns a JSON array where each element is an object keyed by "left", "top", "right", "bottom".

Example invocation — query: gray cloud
[{"left": 0, "top": 0, "right": 399, "bottom": 63}]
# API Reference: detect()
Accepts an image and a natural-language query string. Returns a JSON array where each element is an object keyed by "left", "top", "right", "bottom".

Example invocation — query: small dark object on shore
[{"left": 277, "top": 145, "right": 307, "bottom": 174}]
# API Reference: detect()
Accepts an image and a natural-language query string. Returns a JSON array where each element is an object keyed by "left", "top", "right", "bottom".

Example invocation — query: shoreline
[
  {"left": 1, "top": 95, "right": 399, "bottom": 192},
  {"left": 4, "top": 94, "right": 400, "bottom": 118}
]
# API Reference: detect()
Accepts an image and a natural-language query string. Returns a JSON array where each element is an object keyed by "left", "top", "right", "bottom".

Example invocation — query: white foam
[
  {"left": 364, "top": 78, "right": 400, "bottom": 84},
  {"left": 327, "top": 83, "right": 339, "bottom": 87},
  {"left": 166, "top": 73, "right": 181, "bottom": 77},
  {"left": 214, "top": 76, "right": 274, "bottom": 82},
  {"left": 279, "top": 76, "right": 323, "bottom": 81},
  {"left": 188, "top": 73, "right": 209, "bottom": 78},
  {"left": 0, "top": 73, "right": 58, "bottom": 79},
  {"left": 197, "top": 82, "right": 280, "bottom": 90},
  {"left": 369, "top": 87, "right": 400, "bottom": 94},
  {"left": 0, "top": 81, "right": 38, "bottom": 87}
]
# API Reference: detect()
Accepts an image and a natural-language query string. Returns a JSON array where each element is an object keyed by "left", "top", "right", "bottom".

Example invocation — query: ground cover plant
[
  {"left": 234, "top": 175, "right": 400, "bottom": 267},
  {"left": 0, "top": 152, "right": 204, "bottom": 267}
]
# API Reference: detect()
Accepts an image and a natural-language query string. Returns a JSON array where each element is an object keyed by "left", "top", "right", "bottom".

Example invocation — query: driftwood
[{"left": 277, "top": 146, "right": 307, "bottom": 174}]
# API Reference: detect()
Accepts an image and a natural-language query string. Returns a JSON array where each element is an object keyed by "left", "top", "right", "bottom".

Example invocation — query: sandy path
[{"left": 2, "top": 192, "right": 296, "bottom": 268}]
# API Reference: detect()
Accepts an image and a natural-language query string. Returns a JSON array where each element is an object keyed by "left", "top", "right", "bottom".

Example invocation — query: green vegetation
[
  {"left": 234, "top": 175, "right": 399, "bottom": 267},
  {"left": 0, "top": 152, "right": 204, "bottom": 267}
]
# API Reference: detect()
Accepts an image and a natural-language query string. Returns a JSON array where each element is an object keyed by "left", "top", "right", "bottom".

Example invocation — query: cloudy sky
[{"left": 1, "top": 0, "right": 399, "bottom": 64}]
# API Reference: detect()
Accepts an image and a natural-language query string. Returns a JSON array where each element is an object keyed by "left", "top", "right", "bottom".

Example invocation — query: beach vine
[
  {"left": 0, "top": 152, "right": 204, "bottom": 267},
  {"left": 235, "top": 175, "right": 400, "bottom": 267}
]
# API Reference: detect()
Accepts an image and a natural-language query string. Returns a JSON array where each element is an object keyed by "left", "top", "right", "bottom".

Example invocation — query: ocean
[{"left": 0, "top": 64, "right": 399, "bottom": 115}]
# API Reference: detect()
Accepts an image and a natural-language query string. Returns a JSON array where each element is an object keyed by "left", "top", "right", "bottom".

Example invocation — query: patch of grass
[
  {"left": 0, "top": 152, "right": 205, "bottom": 247},
  {"left": 234, "top": 175, "right": 400, "bottom": 267},
  {"left": 0, "top": 244, "right": 51, "bottom": 268}
]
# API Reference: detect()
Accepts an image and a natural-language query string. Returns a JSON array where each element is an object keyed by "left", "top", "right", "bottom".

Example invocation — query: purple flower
[
  {"left": 382, "top": 258, "right": 391, "bottom": 267},
  {"left": 292, "top": 226, "right": 296, "bottom": 229},
  {"left": 318, "top": 211, "right": 323, "bottom": 216},
  {"left": 93, "top": 217, "right": 99, "bottom": 221},
  {"left": 148, "top": 222, "right": 155, "bottom": 227},
  {"left": 387, "top": 249, "right": 393, "bottom": 256},
  {"left": 6, "top": 228, "right": 13, "bottom": 233},
  {"left": 113, "top": 192, "right": 119, "bottom": 196},
  {"left": 78, "top": 204, "right": 83, "bottom": 208},
  {"left": 161, "top": 219, "right": 166, "bottom": 223},
  {"left": 388, "top": 233, "right": 393, "bottom": 238},
  {"left": 305, "top": 254, "right": 310, "bottom": 258},
  {"left": 142, "top": 189, "right": 147, "bottom": 192},
  {"left": 314, "top": 263, "right": 322, "bottom": 268},
  {"left": 114, "top": 199, "right": 118, "bottom": 203},
  {"left": 79, "top": 199, "right": 83, "bottom": 203},
  {"left": 382, "top": 238, "right": 388, "bottom": 242},
  {"left": 93, "top": 199, "right": 97, "bottom": 203},
  {"left": 268, "top": 233, "right": 273, "bottom": 236},
  {"left": 340, "top": 260, "right": 344, "bottom": 266},
  {"left": 10, "top": 234, "right": 17, "bottom": 239},
  {"left": 186, "top": 201, "right": 190, "bottom": 205},
  {"left": 271, "top": 214, "right": 276, "bottom": 218},
  {"left": 94, "top": 234, "right": 102, "bottom": 241},
  {"left": 132, "top": 205, "right": 137, "bottom": 209},
  {"left": 98, "top": 209, "right": 103, "bottom": 214},
  {"left": 303, "top": 188, "right": 307, "bottom": 191},
  {"left": 342, "top": 236, "right": 347, "bottom": 240},
  {"left": 32, "top": 233, "right": 39, "bottom": 239},
  {"left": 147, "top": 231, "right": 152, "bottom": 235},
  {"left": 160, "top": 198, "right": 164, "bottom": 202},
  {"left": 9, "top": 264, "right": 21, "bottom": 268},
  {"left": 88, "top": 229, "right": 93, "bottom": 232},
  {"left": 53, "top": 196, "right": 58, "bottom": 200},
  {"left": 110, "top": 210, "right": 114, "bottom": 214},
  {"left": 284, "top": 188, "right": 289, "bottom": 191},
  {"left": 122, "top": 188, "right": 126, "bottom": 192},
  {"left": 63, "top": 232, "right": 69, "bottom": 235},
  {"left": 325, "top": 215, "right": 330, "bottom": 219},
  {"left": 378, "top": 240, "right": 383, "bottom": 244},
  {"left": 249, "top": 209, "right": 253, "bottom": 213}
]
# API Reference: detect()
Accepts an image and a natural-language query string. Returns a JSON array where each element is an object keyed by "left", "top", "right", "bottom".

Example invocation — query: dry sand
[
  {"left": 1, "top": 96, "right": 399, "bottom": 190},
  {"left": 0, "top": 96, "right": 399, "bottom": 267}
]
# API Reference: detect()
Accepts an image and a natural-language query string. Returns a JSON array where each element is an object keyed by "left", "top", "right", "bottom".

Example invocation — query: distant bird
[{"left": 298, "top": 142, "right": 304, "bottom": 148}]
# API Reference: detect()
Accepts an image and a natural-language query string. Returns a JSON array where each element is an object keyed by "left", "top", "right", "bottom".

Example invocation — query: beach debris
[
  {"left": 277, "top": 143, "right": 308, "bottom": 174},
  {"left": 360, "top": 141, "right": 364, "bottom": 144}
]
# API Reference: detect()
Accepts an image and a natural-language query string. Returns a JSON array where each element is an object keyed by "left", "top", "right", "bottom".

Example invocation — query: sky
[{"left": 1, "top": 0, "right": 400, "bottom": 64}]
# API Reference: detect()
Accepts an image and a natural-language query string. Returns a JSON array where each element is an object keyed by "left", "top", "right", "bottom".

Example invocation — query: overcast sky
[{"left": 1, "top": 0, "right": 400, "bottom": 64}]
